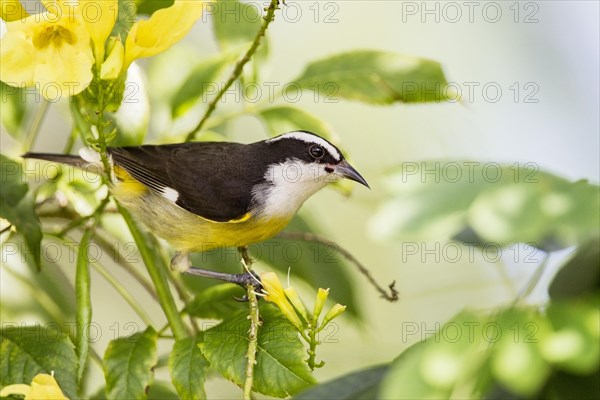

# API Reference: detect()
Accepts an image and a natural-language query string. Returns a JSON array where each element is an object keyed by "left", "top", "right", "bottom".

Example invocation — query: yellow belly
[{"left": 111, "top": 179, "right": 292, "bottom": 252}]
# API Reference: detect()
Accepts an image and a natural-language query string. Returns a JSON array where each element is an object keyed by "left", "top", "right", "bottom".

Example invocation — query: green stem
[
  {"left": 244, "top": 285, "right": 260, "bottom": 400},
  {"left": 24, "top": 99, "right": 49, "bottom": 151},
  {"left": 47, "top": 232, "right": 155, "bottom": 326},
  {"left": 89, "top": 258, "right": 155, "bottom": 327},
  {"left": 94, "top": 85, "right": 113, "bottom": 179},
  {"left": 1, "top": 265, "right": 67, "bottom": 323},
  {"left": 165, "top": 268, "right": 200, "bottom": 333},
  {"left": 118, "top": 204, "right": 189, "bottom": 340},
  {"left": 92, "top": 231, "right": 158, "bottom": 301},
  {"left": 185, "top": 0, "right": 280, "bottom": 142},
  {"left": 75, "top": 228, "right": 93, "bottom": 385},
  {"left": 306, "top": 320, "right": 322, "bottom": 371}
]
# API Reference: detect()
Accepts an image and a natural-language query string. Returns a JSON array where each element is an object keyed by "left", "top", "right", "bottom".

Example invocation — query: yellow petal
[
  {"left": 0, "top": 383, "right": 32, "bottom": 397},
  {"left": 0, "top": 30, "right": 37, "bottom": 86},
  {"left": 261, "top": 272, "right": 304, "bottom": 330},
  {"left": 1, "top": 0, "right": 29, "bottom": 22},
  {"left": 80, "top": 0, "right": 118, "bottom": 61},
  {"left": 313, "top": 288, "right": 329, "bottom": 319},
  {"left": 100, "top": 36, "right": 124, "bottom": 80},
  {"left": 123, "top": 0, "right": 204, "bottom": 69},
  {"left": 34, "top": 43, "right": 93, "bottom": 99},
  {"left": 284, "top": 286, "right": 309, "bottom": 322},
  {"left": 28, "top": 373, "right": 69, "bottom": 400},
  {"left": 321, "top": 303, "right": 346, "bottom": 327}
]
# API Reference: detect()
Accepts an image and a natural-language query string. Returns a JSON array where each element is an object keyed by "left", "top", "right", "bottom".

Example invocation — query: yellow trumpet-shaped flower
[
  {"left": 123, "top": 0, "right": 204, "bottom": 70},
  {"left": 0, "top": 372, "right": 69, "bottom": 399},
  {"left": 1, "top": 0, "right": 28, "bottom": 22},
  {"left": 100, "top": 36, "right": 124, "bottom": 80},
  {"left": 261, "top": 272, "right": 304, "bottom": 330},
  {"left": 0, "top": 0, "right": 94, "bottom": 99},
  {"left": 80, "top": 0, "right": 118, "bottom": 62},
  {"left": 321, "top": 303, "right": 346, "bottom": 327}
]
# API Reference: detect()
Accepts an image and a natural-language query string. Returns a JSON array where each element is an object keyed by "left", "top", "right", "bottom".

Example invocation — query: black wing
[{"left": 109, "top": 142, "right": 261, "bottom": 222}]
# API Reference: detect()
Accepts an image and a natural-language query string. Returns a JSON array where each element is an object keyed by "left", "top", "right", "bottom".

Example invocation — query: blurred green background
[{"left": 1, "top": 1, "right": 598, "bottom": 398}]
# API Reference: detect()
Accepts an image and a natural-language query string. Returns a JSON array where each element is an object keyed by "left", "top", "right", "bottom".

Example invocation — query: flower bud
[
  {"left": 284, "top": 286, "right": 309, "bottom": 322},
  {"left": 313, "top": 288, "right": 329, "bottom": 320},
  {"left": 321, "top": 303, "right": 346, "bottom": 327},
  {"left": 261, "top": 272, "right": 303, "bottom": 330},
  {"left": 100, "top": 37, "right": 125, "bottom": 80}
]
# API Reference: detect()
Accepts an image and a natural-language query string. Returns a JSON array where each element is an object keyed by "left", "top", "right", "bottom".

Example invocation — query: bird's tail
[
  {"left": 23, "top": 153, "right": 87, "bottom": 167},
  {"left": 23, "top": 149, "right": 104, "bottom": 174}
]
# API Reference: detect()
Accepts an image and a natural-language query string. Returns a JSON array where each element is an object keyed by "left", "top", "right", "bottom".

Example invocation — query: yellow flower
[
  {"left": 284, "top": 286, "right": 309, "bottom": 322},
  {"left": 261, "top": 272, "right": 304, "bottom": 330},
  {"left": 0, "top": 372, "right": 69, "bottom": 399},
  {"left": 0, "top": 0, "right": 94, "bottom": 99},
  {"left": 313, "top": 288, "right": 329, "bottom": 319},
  {"left": 1, "top": 0, "right": 28, "bottom": 22},
  {"left": 321, "top": 303, "right": 346, "bottom": 327},
  {"left": 100, "top": 36, "right": 124, "bottom": 80},
  {"left": 79, "top": 0, "right": 118, "bottom": 63},
  {"left": 123, "top": 0, "right": 204, "bottom": 70}
]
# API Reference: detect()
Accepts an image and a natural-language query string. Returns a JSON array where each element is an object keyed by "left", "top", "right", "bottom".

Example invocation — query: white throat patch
[
  {"left": 252, "top": 158, "right": 339, "bottom": 218},
  {"left": 267, "top": 131, "right": 341, "bottom": 162}
]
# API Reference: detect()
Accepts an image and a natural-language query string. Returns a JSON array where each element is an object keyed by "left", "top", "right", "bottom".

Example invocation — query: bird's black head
[{"left": 261, "top": 130, "right": 369, "bottom": 188}]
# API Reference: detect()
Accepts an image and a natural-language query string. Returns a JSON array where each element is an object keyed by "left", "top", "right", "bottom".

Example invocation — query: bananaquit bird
[{"left": 24, "top": 131, "right": 369, "bottom": 287}]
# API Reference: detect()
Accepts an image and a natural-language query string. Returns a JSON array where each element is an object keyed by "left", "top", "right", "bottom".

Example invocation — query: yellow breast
[{"left": 110, "top": 177, "right": 292, "bottom": 252}]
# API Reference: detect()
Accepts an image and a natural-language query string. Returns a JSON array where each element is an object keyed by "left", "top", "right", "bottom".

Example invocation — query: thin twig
[
  {"left": 277, "top": 232, "right": 399, "bottom": 302},
  {"left": 185, "top": 0, "right": 280, "bottom": 142}
]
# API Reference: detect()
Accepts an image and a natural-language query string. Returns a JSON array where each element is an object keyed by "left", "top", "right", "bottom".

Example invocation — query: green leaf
[
  {"left": 0, "top": 154, "right": 42, "bottom": 270},
  {"left": 370, "top": 162, "right": 600, "bottom": 250},
  {"left": 184, "top": 283, "right": 246, "bottom": 319},
  {"left": 199, "top": 304, "right": 315, "bottom": 397},
  {"left": 135, "top": 0, "right": 174, "bottom": 15},
  {"left": 543, "top": 299, "right": 600, "bottom": 374},
  {"left": 103, "top": 326, "right": 158, "bottom": 400},
  {"left": 75, "top": 229, "right": 94, "bottom": 385},
  {"left": 211, "top": 0, "right": 268, "bottom": 83},
  {"left": 171, "top": 51, "right": 239, "bottom": 118},
  {"left": 147, "top": 381, "right": 180, "bottom": 400},
  {"left": 169, "top": 336, "right": 209, "bottom": 400},
  {"left": 467, "top": 176, "right": 599, "bottom": 250},
  {"left": 258, "top": 106, "right": 335, "bottom": 140},
  {"left": 185, "top": 215, "right": 360, "bottom": 319},
  {"left": 293, "top": 364, "right": 389, "bottom": 399},
  {"left": 293, "top": 50, "right": 451, "bottom": 104},
  {"left": 490, "top": 309, "right": 551, "bottom": 396},
  {"left": 0, "top": 325, "right": 78, "bottom": 399},
  {"left": 549, "top": 236, "right": 600, "bottom": 300},
  {"left": 111, "top": 0, "right": 137, "bottom": 40},
  {"left": 378, "top": 341, "right": 444, "bottom": 399},
  {"left": 379, "top": 310, "right": 490, "bottom": 399},
  {"left": 0, "top": 82, "right": 28, "bottom": 138}
]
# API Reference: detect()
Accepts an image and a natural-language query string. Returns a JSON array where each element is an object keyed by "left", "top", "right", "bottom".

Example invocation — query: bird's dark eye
[{"left": 309, "top": 144, "right": 325, "bottom": 159}]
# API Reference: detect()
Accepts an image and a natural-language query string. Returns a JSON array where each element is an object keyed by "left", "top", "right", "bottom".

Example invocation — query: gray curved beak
[{"left": 336, "top": 160, "right": 370, "bottom": 189}]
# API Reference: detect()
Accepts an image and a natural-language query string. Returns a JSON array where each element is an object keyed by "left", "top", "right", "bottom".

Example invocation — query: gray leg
[{"left": 182, "top": 247, "right": 262, "bottom": 299}]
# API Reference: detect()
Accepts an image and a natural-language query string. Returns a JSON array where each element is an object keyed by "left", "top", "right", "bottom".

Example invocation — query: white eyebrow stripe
[{"left": 267, "top": 131, "right": 341, "bottom": 161}]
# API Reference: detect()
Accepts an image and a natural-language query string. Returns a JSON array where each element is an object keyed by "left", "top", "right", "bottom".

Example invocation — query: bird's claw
[{"left": 231, "top": 271, "right": 263, "bottom": 302}]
